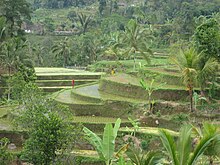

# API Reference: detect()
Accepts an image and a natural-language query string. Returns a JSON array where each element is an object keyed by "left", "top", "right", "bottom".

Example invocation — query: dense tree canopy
[
  {"left": 0, "top": 0, "right": 32, "bottom": 37},
  {"left": 194, "top": 18, "right": 220, "bottom": 62}
]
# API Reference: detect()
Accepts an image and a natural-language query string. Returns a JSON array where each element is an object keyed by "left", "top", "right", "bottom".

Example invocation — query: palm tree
[
  {"left": 171, "top": 48, "right": 219, "bottom": 111},
  {"left": 171, "top": 48, "right": 198, "bottom": 112},
  {"left": 0, "top": 37, "right": 28, "bottom": 76},
  {"left": 52, "top": 37, "right": 71, "bottom": 67},
  {"left": 0, "top": 17, "right": 7, "bottom": 42},
  {"left": 105, "top": 32, "right": 125, "bottom": 61},
  {"left": 77, "top": 12, "right": 92, "bottom": 34},
  {"left": 0, "top": 37, "right": 29, "bottom": 100},
  {"left": 159, "top": 123, "right": 220, "bottom": 165},
  {"left": 121, "top": 19, "right": 153, "bottom": 70},
  {"left": 31, "top": 43, "right": 44, "bottom": 66},
  {"left": 192, "top": 123, "right": 220, "bottom": 165}
]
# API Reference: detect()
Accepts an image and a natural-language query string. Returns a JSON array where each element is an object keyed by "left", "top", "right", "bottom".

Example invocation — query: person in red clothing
[{"left": 72, "top": 79, "right": 75, "bottom": 88}]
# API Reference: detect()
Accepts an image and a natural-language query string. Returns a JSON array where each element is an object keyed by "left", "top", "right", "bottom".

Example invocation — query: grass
[
  {"left": 36, "top": 79, "right": 98, "bottom": 82},
  {"left": 144, "top": 67, "right": 181, "bottom": 77},
  {"left": 35, "top": 67, "right": 103, "bottom": 75},
  {"left": 104, "top": 73, "right": 185, "bottom": 90},
  {"left": 53, "top": 88, "right": 101, "bottom": 105},
  {"left": 71, "top": 150, "right": 99, "bottom": 158},
  {"left": 71, "top": 116, "right": 129, "bottom": 124},
  {"left": 0, "top": 118, "right": 14, "bottom": 131},
  {"left": 88, "top": 58, "right": 171, "bottom": 72},
  {"left": 73, "top": 83, "right": 146, "bottom": 103},
  {"left": 0, "top": 106, "right": 8, "bottom": 118},
  {"left": 119, "top": 127, "right": 179, "bottom": 137}
]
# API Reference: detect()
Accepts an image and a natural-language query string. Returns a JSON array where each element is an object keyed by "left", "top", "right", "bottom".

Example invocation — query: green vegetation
[
  {"left": 0, "top": 0, "right": 220, "bottom": 164},
  {"left": 83, "top": 118, "right": 122, "bottom": 165},
  {"left": 0, "top": 137, "right": 13, "bottom": 165},
  {"left": 159, "top": 123, "right": 220, "bottom": 165}
]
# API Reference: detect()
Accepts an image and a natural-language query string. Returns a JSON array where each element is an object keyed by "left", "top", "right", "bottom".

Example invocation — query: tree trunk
[
  {"left": 133, "top": 53, "right": 136, "bottom": 71},
  {"left": 7, "top": 66, "right": 11, "bottom": 101},
  {"left": 109, "top": 0, "right": 113, "bottom": 14},
  {"left": 189, "top": 89, "right": 194, "bottom": 112},
  {"left": 63, "top": 52, "right": 67, "bottom": 68}
]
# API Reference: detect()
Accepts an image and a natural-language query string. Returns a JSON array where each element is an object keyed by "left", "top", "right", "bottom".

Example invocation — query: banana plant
[
  {"left": 83, "top": 118, "right": 122, "bottom": 165},
  {"left": 140, "top": 79, "right": 165, "bottom": 114}
]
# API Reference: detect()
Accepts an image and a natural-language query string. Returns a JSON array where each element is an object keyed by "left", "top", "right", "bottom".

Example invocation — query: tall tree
[
  {"left": 0, "top": 37, "right": 29, "bottom": 77},
  {"left": 195, "top": 57, "right": 219, "bottom": 99},
  {"left": 77, "top": 13, "right": 93, "bottom": 34},
  {"left": 0, "top": 37, "right": 31, "bottom": 100},
  {"left": 0, "top": 0, "right": 32, "bottom": 37},
  {"left": 194, "top": 18, "right": 220, "bottom": 62},
  {"left": 52, "top": 37, "right": 71, "bottom": 67},
  {"left": 122, "top": 19, "right": 153, "bottom": 70},
  {"left": 99, "top": 0, "right": 107, "bottom": 16},
  {"left": 171, "top": 48, "right": 198, "bottom": 112},
  {"left": 30, "top": 43, "right": 44, "bottom": 66},
  {"left": 0, "top": 17, "right": 7, "bottom": 42}
]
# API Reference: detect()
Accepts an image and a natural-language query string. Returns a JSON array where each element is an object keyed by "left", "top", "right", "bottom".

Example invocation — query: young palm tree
[
  {"left": 171, "top": 48, "right": 198, "bottom": 112},
  {"left": 121, "top": 19, "right": 153, "bottom": 70},
  {"left": 171, "top": 48, "right": 219, "bottom": 111},
  {"left": 159, "top": 123, "right": 220, "bottom": 165},
  {"left": 192, "top": 123, "right": 220, "bottom": 165},
  {"left": 52, "top": 37, "right": 71, "bottom": 67}
]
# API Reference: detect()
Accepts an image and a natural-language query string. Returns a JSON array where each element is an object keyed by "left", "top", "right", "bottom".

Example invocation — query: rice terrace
[{"left": 0, "top": 0, "right": 220, "bottom": 164}]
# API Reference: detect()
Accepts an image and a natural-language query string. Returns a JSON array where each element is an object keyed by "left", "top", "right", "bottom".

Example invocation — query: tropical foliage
[
  {"left": 52, "top": 37, "right": 71, "bottom": 67},
  {"left": 83, "top": 118, "right": 122, "bottom": 165},
  {"left": 121, "top": 19, "right": 153, "bottom": 70},
  {"left": 159, "top": 123, "right": 220, "bottom": 165}
]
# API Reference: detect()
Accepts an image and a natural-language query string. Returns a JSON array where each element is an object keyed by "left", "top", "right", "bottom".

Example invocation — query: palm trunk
[
  {"left": 109, "top": 0, "right": 113, "bottom": 14},
  {"left": 133, "top": 54, "right": 136, "bottom": 71},
  {"left": 189, "top": 89, "right": 194, "bottom": 112},
  {"left": 63, "top": 52, "right": 67, "bottom": 68},
  {"left": 7, "top": 66, "right": 11, "bottom": 101}
]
